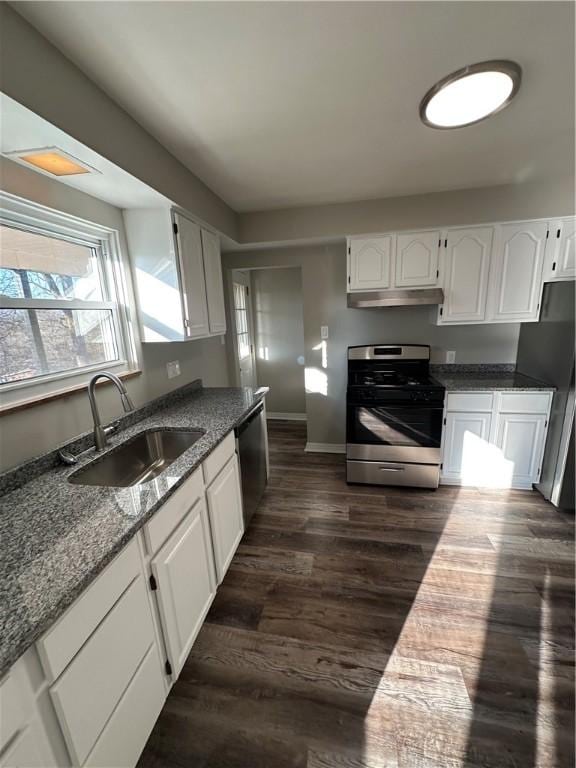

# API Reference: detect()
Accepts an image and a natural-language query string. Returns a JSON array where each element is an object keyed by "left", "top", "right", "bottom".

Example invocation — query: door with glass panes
[{"left": 232, "top": 274, "right": 256, "bottom": 388}]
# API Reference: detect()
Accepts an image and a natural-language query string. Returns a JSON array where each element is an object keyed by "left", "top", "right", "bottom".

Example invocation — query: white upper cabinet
[
  {"left": 201, "top": 228, "right": 227, "bottom": 334},
  {"left": 395, "top": 230, "right": 441, "bottom": 287},
  {"left": 486, "top": 221, "right": 547, "bottom": 323},
  {"left": 348, "top": 236, "right": 393, "bottom": 290},
  {"left": 347, "top": 216, "right": 574, "bottom": 326},
  {"left": 439, "top": 227, "right": 493, "bottom": 324},
  {"left": 174, "top": 213, "right": 210, "bottom": 339},
  {"left": 124, "top": 208, "right": 226, "bottom": 342},
  {"left": 544, "top": 218, "right": 576, "bottom": 281}
]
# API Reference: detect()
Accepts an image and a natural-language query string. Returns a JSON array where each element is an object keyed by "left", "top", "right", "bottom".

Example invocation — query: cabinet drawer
[
  {"left": 83, "top": 644, "right": 165, "bottom": 768},
  {"left": 498, "top": 392, "right": 551, "bottom": 414},
  {"left": 0, "top": 674, "right": 24, "bottom": 753},
  {"left": 37, "top": 538, "right": 140, "bottom": 683},
  {"left": 203, "top": 432, "right": 235, "bottom": 486},
  {"left": 50, "top": 576, "right": 155, "bottom": 766},
  {"left": 144, "top": 466, "right": 203, "bottom": 555},
  {"left": 446, "top": 393, "right": 494, "bottom": 412}
]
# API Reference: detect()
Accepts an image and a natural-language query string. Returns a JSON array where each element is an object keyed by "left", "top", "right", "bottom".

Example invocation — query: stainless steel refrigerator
[{"left": 516, "top": 280, "right": 575, "bottom": 510}]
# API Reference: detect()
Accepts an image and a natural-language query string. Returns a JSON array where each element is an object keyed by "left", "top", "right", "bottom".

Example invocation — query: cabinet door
[
  {"left": 206, "top": 455, "right": 244, "bottom": 584},
  {"left": 494, "top": 413, "right": 547, "bottom": 488},
  {"left": 201, "top": 229, "right": 227, "bottom": 334},
  {"left": 546, "top": 218, "right": 576, "bottom": 281},
  {"left": 0, "top": 721, "right": 51, "bottom": 768},
  {"left": 442, "top": 411, "right": 492, "bottom": 485},
  {"left": 348, "top": 236, "right": 393, "bottom": 290},
  {"left": 151, "top": 498, "right": 216, "bottom": 678},
  {"left": 439, "top": 227, "right": 493, "bottom": 324},
  {"left": 487, "top": 222, "right": 547, "bottom": 322},
  {"left": 395, "top": 231, "right": 440, "bottom": 287},
  {"left": 174, "top": 213, "right": 210, "bottom": 338}
]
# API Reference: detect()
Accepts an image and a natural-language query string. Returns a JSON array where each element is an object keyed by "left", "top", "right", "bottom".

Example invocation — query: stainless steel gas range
[{"left": 346, "top": 344, "right": 446, "bottom": 489}]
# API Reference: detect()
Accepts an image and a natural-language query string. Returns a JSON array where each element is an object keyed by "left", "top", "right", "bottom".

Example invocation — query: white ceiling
[
  {"left": 0, "top": 93, "right": 170, "bottom": 209},
  {"left": 12, "top": 1, "right": 576, "bottom": 212}
]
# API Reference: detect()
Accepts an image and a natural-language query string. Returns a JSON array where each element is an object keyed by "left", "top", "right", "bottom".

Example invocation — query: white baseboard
[
  {"left": 267, "top": 412, "right": 307, "bottom": 421},
  {"left": 305, "top": 442, "right": 346, "bottom": 454}
]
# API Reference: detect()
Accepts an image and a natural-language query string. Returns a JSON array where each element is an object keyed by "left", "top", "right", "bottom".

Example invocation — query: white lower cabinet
[
  {"left": 494, "top": 413, "right": 548, "bottom": 489},
  {"left": 205, "top": 455, "right": 244, "bottom": 584},
  {"left": 49, "top": 576, "right": 159, "bottom": 766},
  {"left": 83, "top": 644, "right": 165, "bottom": 768},
  {"left": 442, "top": 411, "right": 493, "bottom": 486},
  {"left": 441, "top": 391, "right": 552, "bottom": 489},
  {"left": 151, "top": 498, "right": 216, "bottom": 679},
  {"left": 6, "top": 427, "right": 256, "bottom": 768}
]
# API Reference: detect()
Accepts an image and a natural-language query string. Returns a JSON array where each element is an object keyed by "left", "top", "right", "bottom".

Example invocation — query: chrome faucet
[{"left": 88, "top": 371, "right": 135, "bottom": 451}]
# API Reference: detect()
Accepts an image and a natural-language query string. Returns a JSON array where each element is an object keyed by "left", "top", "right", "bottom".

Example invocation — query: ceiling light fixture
[
  {"left": 3, "top": 146, "right": 98, "bottom": 177},
  {"left": 420, "top": 60, "right": 522, "bottom": 129}
]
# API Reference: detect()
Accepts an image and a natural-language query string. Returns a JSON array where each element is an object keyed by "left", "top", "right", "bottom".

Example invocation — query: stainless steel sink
[{"left": 68, "top": 428, "right": 204, "bottom": 487}]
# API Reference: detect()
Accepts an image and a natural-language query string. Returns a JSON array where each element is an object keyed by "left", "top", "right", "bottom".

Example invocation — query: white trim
[
  {"left": 305, "top": 442, "right": 346, "bottom": 454},
  {"left": 267, "top": 412, "right": 307, "bottom": 421},
  {"left": 0, "top": 191, "right": 137, "bottom": 403}
]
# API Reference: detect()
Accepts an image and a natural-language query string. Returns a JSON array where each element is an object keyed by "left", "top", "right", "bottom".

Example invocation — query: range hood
[{"left": 347, "top": 288, "right": 444, "bottom": 308}]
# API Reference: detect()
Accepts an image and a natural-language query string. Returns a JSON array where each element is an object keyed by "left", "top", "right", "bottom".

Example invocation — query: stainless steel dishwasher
[{"left": 235, "top": 402, "right": 268, "bottom": 528}]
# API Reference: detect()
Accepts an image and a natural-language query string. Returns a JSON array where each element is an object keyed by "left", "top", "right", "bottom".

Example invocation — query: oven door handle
[{"left": 378, "top": 464, "right": 405, "bottom": 472}]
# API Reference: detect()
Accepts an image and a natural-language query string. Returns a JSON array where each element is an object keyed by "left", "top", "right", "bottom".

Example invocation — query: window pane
[
  {"left": 233, "top": 283, "right": 246, "bottom": 310},
  {"left": 0, "top": 308, "right": 118, "bottom": 384},
  {"left": 238, "top": 332, "right": 250, "bottom": 361},
  {"left": 0, "top": 225, "right": 103, "bottom": 301}
]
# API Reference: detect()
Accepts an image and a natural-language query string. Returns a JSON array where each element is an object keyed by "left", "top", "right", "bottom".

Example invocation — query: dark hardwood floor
[{"left": 139, "top": 420, "right": 575, "bottom": 768}]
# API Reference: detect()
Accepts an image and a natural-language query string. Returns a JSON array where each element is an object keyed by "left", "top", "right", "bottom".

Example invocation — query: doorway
[
  {"left": 228, "top": 267, "right": 306, "bottom": 420},
  {"left": 231, "top": 270, "right": 257, "bottom": 388}
]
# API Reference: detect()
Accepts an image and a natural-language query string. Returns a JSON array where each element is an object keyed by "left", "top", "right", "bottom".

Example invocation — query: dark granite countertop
[
  {"left": 0, "top": 383, "right": 267, "bottom": 676},
  {"left": 431, "top": 364, "right": 555, "bottom": 392}
]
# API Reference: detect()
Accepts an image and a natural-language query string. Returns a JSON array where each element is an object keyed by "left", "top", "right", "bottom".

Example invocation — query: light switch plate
[
  {"left": 446, "top": 350, "right": 456, "bottom": 364},
  {"left": 166, "top": 360, "right": 181, "bottom": 379},
  {"left": 321, "top": 325, "right": 329, "bottom": 339}
]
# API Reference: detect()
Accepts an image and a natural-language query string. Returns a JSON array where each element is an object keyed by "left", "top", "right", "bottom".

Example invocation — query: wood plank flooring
[{"left": 138, "top": 421, "right": 574, "bottom": 768}]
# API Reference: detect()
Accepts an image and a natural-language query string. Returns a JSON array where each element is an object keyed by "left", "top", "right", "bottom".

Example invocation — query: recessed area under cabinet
[
  {"left": 124, "top": 208, "right": 226, "bottom": 342},
  {"left": 347, "top": 216, "right": 576, "bottom": 326}
]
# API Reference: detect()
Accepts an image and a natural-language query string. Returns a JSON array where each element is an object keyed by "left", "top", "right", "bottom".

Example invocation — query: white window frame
[{"left": 0, "top": 192, "right": 137, "bottom": 406}]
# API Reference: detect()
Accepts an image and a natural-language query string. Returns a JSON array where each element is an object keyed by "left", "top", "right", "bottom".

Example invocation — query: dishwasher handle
[{"left": 235, "top": 402, "right": 264, "bottom": 437}]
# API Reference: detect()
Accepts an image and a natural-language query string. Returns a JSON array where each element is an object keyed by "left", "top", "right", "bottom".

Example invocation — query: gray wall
[
  {"left": 224, "top": 243, "right": 520, "bottom": 446},
  {"left": 251, "top": 268, "right": 305, "bottom": 415},
  {"left": 0, "top": 159, "right": 228, "bottom": 471},
  {"left": 0, "top": 4, "right": 238, "bottom": 239},
  {"left": 239, "top": 177, "right": 576, "bottom": 244}
]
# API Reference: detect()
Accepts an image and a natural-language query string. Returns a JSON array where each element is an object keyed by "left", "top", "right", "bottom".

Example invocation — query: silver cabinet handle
[{"left": 378, "top": 465, "right": 405, "bottom": 472}]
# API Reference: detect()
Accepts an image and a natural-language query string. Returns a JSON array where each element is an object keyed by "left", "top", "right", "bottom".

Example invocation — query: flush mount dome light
[{"left": 420, "top": 60, "right": 522, "bottom": 129}]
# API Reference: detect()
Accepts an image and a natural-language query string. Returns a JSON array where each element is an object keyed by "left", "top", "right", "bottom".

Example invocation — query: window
[
  {"left": 233, "top": 282, "right": 251, "bottom": 361},
  {"left": 0, "top": 195, "right": 135, "bottom": 403}
]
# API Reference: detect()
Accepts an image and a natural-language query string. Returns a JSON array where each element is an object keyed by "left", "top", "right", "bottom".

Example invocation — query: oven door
[{"left": 346, "top": 402, "right": 443, "bottom": 463}]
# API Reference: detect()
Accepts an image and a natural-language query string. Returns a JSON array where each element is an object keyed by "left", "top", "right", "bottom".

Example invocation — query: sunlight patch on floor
[{"left": 362, "top": 488, "right": 505, "bottom": 767}]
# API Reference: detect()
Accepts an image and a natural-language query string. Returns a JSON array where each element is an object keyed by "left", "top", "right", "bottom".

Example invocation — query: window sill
[{"left": 0, "top": 369, "right": 142, "bottom": 416}]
